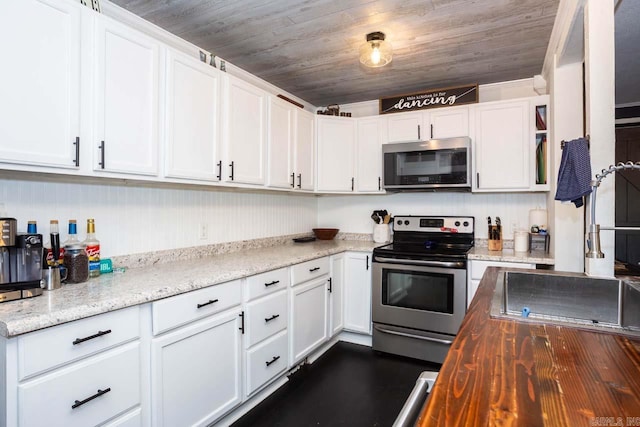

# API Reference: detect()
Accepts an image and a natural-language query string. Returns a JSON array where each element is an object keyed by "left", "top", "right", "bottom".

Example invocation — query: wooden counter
[{"left": 417, "top": 267, "right": 640, "bottom": 426}]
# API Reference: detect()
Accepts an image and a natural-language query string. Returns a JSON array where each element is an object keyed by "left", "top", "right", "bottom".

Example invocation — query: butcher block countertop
[{"left": 418, "top": 267, "right": 640, "bottom": 427}]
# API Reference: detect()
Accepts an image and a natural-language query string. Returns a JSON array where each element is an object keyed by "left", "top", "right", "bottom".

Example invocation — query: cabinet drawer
[
  {"left": 246, "top": 330, "right": 288, "bottom": 396},
  {"left": 291, "top": 257, "right": 329, "bottom": 286},
  {"left": 245, "top": 268, "right": 289, "bottom": 301},
  {"left": 152, "top": 279, "right": 241, "bottom": 335},
  {"left": 18, "top": 342, "right": 140, "bottom": 427},
  {"left": 18, "top": 306, "right": 140, "bottom": 380},
  {"left": 470, "top": 260, "right": 534, "bottom": 280},
  {"left": 245, "top": 290, "right": 287, "bottom": 347}
]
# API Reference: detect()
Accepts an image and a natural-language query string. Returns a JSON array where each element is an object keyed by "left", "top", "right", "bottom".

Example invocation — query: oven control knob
[
  {"left": 397, "top": 220, "right": 402, "bottom": 226},
  {"left": 463, "top": 221, "right": 469, "bottom": 227},
  {"left": 404, "top": 220, "right": 410, "bottom": 225},
  {"left": 455, "top": 221, "right": 461, "bottom": 227}
]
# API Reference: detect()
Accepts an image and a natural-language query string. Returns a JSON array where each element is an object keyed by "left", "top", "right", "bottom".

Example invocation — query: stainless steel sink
[{"left": 490, "top": 271, "right": 640, "bottom": 337}]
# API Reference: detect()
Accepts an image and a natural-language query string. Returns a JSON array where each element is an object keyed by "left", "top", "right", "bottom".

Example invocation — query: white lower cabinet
[
  {"left": 151, "top": 308, "right": 242, "bottom": 427},
  {"left": 329, "top": 253, "right": 345, "bottom": 337},
  {"left": 343, "top": 252, "right": 373, "bottom": 334},
  {"left": 467, "top": 260, "right": 535, "bottom": 307},
  {"left": 245, "top": 330, "right": 288, "bottom": 396}
]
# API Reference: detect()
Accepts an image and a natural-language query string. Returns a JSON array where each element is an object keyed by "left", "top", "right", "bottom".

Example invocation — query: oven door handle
[
  {"left": 374, "top": 325, "right": 454, "bottom": 345},
  {"left": 373, "top": 256, "right": 465, "bottom": 269}
]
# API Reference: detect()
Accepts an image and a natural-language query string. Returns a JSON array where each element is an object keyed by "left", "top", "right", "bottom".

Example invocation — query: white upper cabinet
[
  {"left": 0, "top": 0, "right": 82, "bottom": 169},
  {"left": 164, "top": 49, "right": 222, "bottom": 182},
  {"left": 93, "top": 15, "right": 160, "bottom": 176},
  {"left": 356, "top": 117, "right": 384, "bottom": 192},
  {"left": 386, "top": 112, "right": 425, "bottom": 143},
  {"left": 222, "top": 74, "right": 267, "bottom": 185},
  {"left": 385, "top": 107, "right": 470, "bottom": 143},
  {"left": 429, "top": 106, "right": 470, "bottom": 139},
  {"left": 474, "top": 99, "right": 530, "bottom": 191},
  {"left": 267, "top": 97, "right": 295, "bottom": 189},
  {"left": 293, "top": 109, "right": 315, "bottom": 191},
  {"left": 316, "top": 116, "right": 356, "bottom": 192}
]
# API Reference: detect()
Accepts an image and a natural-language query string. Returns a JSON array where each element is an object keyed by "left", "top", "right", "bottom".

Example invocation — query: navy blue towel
[{"left": 554, "top": 137, "right": 592, "bottom": 207}]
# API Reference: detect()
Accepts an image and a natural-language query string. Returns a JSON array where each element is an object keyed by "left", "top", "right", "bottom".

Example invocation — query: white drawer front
[
  {"left": 152, "top": 279, "right": 242, "bottom": 335},
  {"left": 18, "top": 342, "right": 140, "bottom": 427},
  {"left": 103, "top": 408, "right": 142, "bottom": 427},
  {"left": 245, "top": 268, "right": 289, "bottom": 301},
  {"left": 245, "top": 290, "right": 287, "bottom": 347},
  {"left": 246, "top": 330, "right": 288, "bottom": 396},
  {"left": 470, "top": 260, "right": 534, "bottom": 280},
  {"left": 18, "top": 306, "right": 140, "bottom": 380},
  {"left": 290, "top": 257, "right": 329, "bottom": 286}
]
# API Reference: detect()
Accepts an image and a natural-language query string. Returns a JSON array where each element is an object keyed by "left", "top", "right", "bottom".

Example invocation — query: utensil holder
[
  {"left": 373, "top": 224, "right": 390, "bottom": 243},
  {"left": 488, "top": 226, "right": 502, "bottom": 251}
]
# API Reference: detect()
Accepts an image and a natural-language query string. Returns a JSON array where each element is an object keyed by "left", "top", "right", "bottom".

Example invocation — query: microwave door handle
[
  {"left": 373, "top": 257, "right": 464, "bottom": 269},
  {"left": 374, "top": 325, "right": 453, "bottom": 345}
]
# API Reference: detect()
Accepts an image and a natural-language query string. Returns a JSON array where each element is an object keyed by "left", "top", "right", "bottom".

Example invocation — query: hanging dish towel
[{"left": 554, "top": 137, "right": 592, "bottom": 207}]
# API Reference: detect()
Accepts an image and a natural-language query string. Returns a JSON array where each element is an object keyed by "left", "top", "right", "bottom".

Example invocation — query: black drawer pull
[
  {"left": 72, "top": 387, "right": 111, "bottom": 409},
  {"left": 265, "top": 314, "right": 280, "bottom": 323},
  {"left": 197, "top": 299, "right": 219, "bottom": 309},
  {"left": 98, "top": 140, "right": 105, "bottom": 169},
  {"left": 266, "top": 355, "right": 280, "bottom": 367},
  {"left": 264, "top": 280, "right": 280, "bottom": 287},
  {"left": 73, "top": 329, "right": 112, "bottom": 345},
  {"left": 309, "top": 267, "right": 320, "bottom": 272}
]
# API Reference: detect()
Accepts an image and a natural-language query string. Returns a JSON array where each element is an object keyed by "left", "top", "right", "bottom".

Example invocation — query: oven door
[{"left": 372, "top": 258, "right": 467, "bottom": 336}]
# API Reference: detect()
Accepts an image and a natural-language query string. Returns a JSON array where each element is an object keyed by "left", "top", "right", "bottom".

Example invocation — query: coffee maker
[{"left": 0, "top": 218, "right": 44, "bottom": 303}]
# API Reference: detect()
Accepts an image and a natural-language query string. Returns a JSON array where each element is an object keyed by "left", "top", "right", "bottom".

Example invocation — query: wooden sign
[{"left": 379, "top": 84, "right": 478, "bottom": 115}]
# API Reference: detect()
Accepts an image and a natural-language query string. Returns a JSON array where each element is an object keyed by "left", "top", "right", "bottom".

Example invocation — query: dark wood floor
[{"left": 231, "top": 341, "right": 439, "bottom": 427}]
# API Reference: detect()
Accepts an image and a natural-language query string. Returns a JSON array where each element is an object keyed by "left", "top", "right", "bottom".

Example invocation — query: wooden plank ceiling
[{"left": 109, "top": 0, "right": 560, "bottom": 107}]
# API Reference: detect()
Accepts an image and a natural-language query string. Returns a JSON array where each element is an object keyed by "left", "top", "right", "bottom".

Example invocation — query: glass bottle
[
  {"left": 45, "top": 220, "right": 64, "bottom": 266},
  {"left": 84, "top": 218, "right": 100, "bottom": 278},
  {"left": 27, "top": 220, "right": 37, "bottom": 234},
  {"left": 63, "top": 220, "right": 80, "bottom": 247}
]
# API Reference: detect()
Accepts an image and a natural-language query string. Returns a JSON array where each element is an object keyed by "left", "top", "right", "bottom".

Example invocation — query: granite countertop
[
  {"left": 418, "top": 267, "right": 640, "bottom": 426},
  {"left": 0, "top": 240, "right": 378, "bottom": 338},
  {"left": 467, "top": 246, "right": 555, "bottom": 265}
]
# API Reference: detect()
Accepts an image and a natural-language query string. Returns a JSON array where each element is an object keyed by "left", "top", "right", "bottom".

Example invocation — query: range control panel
[{"left": 392, "top": 216, "right": 474, "bottom": 234}]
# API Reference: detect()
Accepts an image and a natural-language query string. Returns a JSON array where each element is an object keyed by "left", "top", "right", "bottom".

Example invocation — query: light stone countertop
[
  {"left": 0, "top": 240, "right": 379, "bottom": 338},
  {"left": 468, "top": 246, "right": 555, "bottom": 265}
]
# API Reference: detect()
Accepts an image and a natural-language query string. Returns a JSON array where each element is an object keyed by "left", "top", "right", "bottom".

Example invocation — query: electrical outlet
[{"left": 198, "top": 224, "right": 208, "bottom": 240}]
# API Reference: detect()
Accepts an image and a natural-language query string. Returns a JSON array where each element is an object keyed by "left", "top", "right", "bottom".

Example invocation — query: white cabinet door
[
  {"left": 429, "top": 106, "right": 469, "bottom": 139},
  {"left": 290, "top": 276, "right": 329, "bottom": 365},
  {"left": 344, "top": 252, "right": 372, "bottom": 334},
  {"left": 164, "top": 49, "right": 221, "bottom": 181},
  {"left": 294, "top": 109, "right": 315, "bottom": 190},
  {"left": 329, "top": 254, "right": 345, "bottom": 337},
  {"left": 222, "top": 75, "right": 267, "bottom": 185},
  {"left": 0, "top": 0, "right": 81, "bottom": 168},
  {"left": 316, "top": 117, "right": 356, "bottom": 192},
  {"left": 474, "top": 100, "right": 529, "bottom": 191},
  {"left": 93, "top": 16, "right": 160, "bottom": 176},
  {"left": 151, "top": 309, "right": 242, "bottom": 427},
  {"left": 356, "top": 117, "right": 384, "bottom": 192},
  {"left": 267, "top": 96, "right": 294, "bottom": 189},
  {"left": 386, "top": 112, "right": 425, "bottom": 142}
]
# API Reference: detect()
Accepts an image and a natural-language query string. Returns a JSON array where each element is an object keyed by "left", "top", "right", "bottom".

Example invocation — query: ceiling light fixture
[{"left": 359, "top": 31, "right": 392, "bottom": 68}]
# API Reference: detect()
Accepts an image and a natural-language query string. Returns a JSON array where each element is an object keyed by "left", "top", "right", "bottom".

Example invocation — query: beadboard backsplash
[
  {"left": 316, "top": 192, "right": 548, "bottom": 240},
  {"left": 0, "top": 179, "right": 318, "bottom": 257}
]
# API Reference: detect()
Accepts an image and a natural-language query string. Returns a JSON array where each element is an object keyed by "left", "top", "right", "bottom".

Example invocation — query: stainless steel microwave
[{"left": 382, "top": 137, "right": 472, "bottom": 191}]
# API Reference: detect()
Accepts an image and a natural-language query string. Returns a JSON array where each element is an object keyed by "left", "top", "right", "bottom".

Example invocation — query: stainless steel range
[{"left": 372, "top": 215, "right": 474, "bottom": 363}]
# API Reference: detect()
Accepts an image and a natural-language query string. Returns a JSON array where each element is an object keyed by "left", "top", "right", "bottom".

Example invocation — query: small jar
[{"left": 63, "top": 243, "right": 89, "bottom": 283}]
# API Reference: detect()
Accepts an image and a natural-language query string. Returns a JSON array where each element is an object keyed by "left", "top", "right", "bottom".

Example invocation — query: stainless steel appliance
[
  {"left": 0, "top": 220, "right": 44, "bottom": 303},
  {"left": 372, "top": 215, "right": 474, "bottom": 363},
  {"left": 382, "top": 137, "right": 472, "bottom": 191}
]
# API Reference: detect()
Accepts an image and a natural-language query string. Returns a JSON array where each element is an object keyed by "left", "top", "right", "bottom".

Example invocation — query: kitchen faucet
[{"left": 586, "top": 161, "right": 640, "bottom": 258}]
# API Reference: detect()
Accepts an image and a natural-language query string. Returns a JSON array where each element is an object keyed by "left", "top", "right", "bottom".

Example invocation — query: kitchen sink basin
[{"left": 490, "top": 270, "right": 640, "bottom": 337}]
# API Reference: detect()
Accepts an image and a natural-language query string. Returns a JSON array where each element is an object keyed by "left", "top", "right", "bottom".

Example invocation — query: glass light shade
[{"left": 359, "top": 33, "right": 392, "bottom": 67}]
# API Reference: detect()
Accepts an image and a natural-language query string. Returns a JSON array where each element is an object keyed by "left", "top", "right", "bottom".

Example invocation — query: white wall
[
  {"left": 0, "top": 179, "right": 318, "bottom": 257},
  {"left": 317, "top": 192, "right": 546, "bottom": 240}
]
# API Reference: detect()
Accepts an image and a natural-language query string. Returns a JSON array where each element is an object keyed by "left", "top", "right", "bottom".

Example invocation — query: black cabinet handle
[
  {"left": 73, "top": 137, "right": 80, "bottom": 167},
  {"left": 98, "top": 141, "right": 105, "bottom": 169},
  {"left": 430, "top": 124, "right": 434, "bottom": 139},
  {"left": 72, "top": 388, "right": 111, "bottom": 409},
  {"left": 239, "top": 311, "right": 245, "bottom": 334},
  {"left": 229, "top": 161, "right": 234, "bottom": 180},
  {"left": 264, "top": 280, "right": 280, "bottom": 287},
  {"left": 216, "top": 161, "right": 222, "bottom": 180},
  {"left": 417, "top": 124, "right": 421, "bottom": 140},
  {"left": 378, "top": 177, "right": 381, "bottom": 191},
  {"left": 351, "top": 177, "right": 354, "bottom": 191},
  {"left": 366, "top": 255, "right": 369, "bottom": 270},
  {"left": 265, "top": 314, "right": 280, "bottom": 323},
  {"left": 290, "top": 172, "right": 295, "bottom": 188},
  {"left": 328, "top": 277, "right": 332, "bottom": 293},
  {"left": 297, "top": 174, "right": 302, "bottom": 189},
  {"left": 309, "top": 267, "right": 320, "bottom": 272},
  {"left": 266, "top": 355, "right": 280, "bottom": 367},
  {"left": 197, "top": 298, "right": 219, "bottom": 309},
  {"left": 476, "top": 172, "right": 480, "bottom": 188},
  {"left": 73, "top": 329, "right": 112, "bottom": 345}
]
